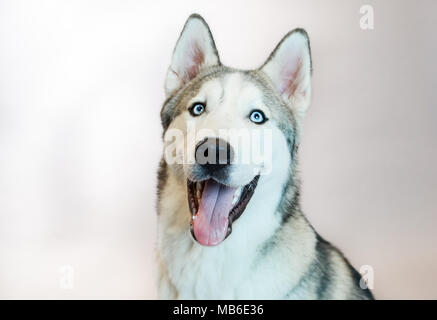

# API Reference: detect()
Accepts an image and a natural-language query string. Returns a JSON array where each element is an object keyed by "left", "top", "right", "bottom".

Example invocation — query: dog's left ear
[
  {"left": 260, "top": 29, "right": 312, "bottom": 120},
  {"left": 165, "top": 14, "right": 220, "bottom": 97}
]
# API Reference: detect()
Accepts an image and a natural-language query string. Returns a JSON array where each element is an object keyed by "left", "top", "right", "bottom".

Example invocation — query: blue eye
[
  {"left": 190, "top": 102, "right": 205, "bottom": 116},
  {"left": 249, "top": 110, "right": 267, "bottom": 124}
]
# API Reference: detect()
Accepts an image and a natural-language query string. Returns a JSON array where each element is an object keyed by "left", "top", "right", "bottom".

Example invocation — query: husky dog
[{"left": 156, "top": 14, "right": 373, "bottom": 300}]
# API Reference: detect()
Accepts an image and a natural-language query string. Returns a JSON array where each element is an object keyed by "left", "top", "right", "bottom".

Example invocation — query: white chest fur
[{"left": 156, "top": 171, "right": 315, "bottom": 299}]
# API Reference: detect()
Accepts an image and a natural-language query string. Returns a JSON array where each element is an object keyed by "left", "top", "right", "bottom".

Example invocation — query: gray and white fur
[{"left": 156, "top": 14, "right": 374, "bottom": 300}]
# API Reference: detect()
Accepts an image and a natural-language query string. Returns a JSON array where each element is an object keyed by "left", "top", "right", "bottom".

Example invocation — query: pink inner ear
[
  {"left": 186, "top": 41, "right": 205, "bottom": 81},
  {"left": 278, "top": 56, "right": 302, "bottom": 99}
]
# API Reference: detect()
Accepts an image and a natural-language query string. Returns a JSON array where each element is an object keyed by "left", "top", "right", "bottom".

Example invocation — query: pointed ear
[
  {"left": 260, "top": 29, "right": 312, "bottom": 120},
  {"left": 165, "top": 14, "right": 220, "bottom": 97}
]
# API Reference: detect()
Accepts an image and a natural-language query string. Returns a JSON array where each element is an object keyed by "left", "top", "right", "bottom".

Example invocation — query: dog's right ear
[{"left": 165, "top": 14, "right": 220, "bottom": 97}]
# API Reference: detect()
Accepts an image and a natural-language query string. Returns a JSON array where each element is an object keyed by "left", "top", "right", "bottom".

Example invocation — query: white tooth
[
  {"left": 231, "top": 196, "right": 238, "bottom": 206},
  {"left": 231, "top": 187, "right": 243, "bottom": 205},
  {"left": 235, "top": 187, "right": 242, "bottom": 198}
]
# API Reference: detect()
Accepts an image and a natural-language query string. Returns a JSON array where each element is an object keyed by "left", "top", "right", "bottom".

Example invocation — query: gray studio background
[{"left": 1, "top": 0, "right": 436, "bottom": 299}]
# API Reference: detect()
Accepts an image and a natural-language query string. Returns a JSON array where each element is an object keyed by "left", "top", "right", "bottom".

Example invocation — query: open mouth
[{"left": 187, "top": 175, "right": 260, "bottom": 246}]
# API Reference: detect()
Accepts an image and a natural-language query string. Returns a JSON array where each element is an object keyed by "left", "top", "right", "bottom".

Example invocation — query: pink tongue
[{"left": 193, "top": 180, "right": 237, "bottom": 246}]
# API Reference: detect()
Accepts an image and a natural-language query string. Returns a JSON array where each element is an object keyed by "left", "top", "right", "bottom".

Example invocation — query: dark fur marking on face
[{"left": 160, "top": 67, "right": 234, "bottom": 133}]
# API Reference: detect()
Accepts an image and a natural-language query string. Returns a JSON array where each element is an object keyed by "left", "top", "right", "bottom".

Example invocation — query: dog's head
[{"left": 161, "top": 14, "right": 311, "bottom": 246}]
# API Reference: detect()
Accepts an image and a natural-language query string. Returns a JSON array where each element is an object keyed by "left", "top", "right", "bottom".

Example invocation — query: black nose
[{"left": 195, "top": 138, "right": 234, "bottom": 173}]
